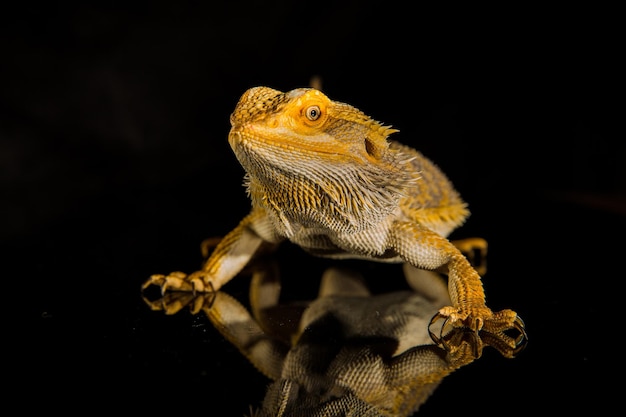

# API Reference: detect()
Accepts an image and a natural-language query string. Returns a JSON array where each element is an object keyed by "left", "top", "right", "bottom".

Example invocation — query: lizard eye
[{"left": 304, "top": 105, "right": 321, "bottom": 121}]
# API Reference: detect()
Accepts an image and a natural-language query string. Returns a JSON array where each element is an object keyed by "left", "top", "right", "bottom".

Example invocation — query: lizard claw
[
  {"left": 141, "top": 271, "right": 189, "bottom": 294},
  {"left": 511, "top": 315, "right": 528, "bottom": 353},
  {"left": 428, "top": 311, "right": 448, "bottom": 347},
  {"left": 141, "top": 270, "right": 219, "bottom": 314},
  {"left": 429, "top": 318, "right": 484, "bottom": 359},
  {"left": 141, "top": 271, "right": 215, "bottom": 295},
  {"left": 141, "top": 290, "right": 217, "bottom": 315},
  {"left": 428, "top": 308, "right": 528, "bottom": 359},
  {"left": 514, "top": 316, "right": 527, "bottom": 338},
  {"left": 429, "top": 312, "right": 482, "bottom": 357}
]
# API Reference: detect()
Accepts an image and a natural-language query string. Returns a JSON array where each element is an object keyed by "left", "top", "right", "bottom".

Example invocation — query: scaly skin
[{"left": 142, "top": 86, "right": 526, "bottom": 352}]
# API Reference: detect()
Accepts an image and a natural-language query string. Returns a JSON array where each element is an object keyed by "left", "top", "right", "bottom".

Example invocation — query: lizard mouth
[{"left": 229, "top": 127, "right": 353, "bottom": 166}]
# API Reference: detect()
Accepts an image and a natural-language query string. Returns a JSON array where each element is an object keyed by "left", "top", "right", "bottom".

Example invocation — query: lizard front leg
[
  {"left": 390, "top": 221, "right": 525, "bottom": 355},
  {"left": 450, "top": 237, "right": 488, "bottom": 276},
  {"left": 142, "top": 208, "right": 280, "bottom": 294}
]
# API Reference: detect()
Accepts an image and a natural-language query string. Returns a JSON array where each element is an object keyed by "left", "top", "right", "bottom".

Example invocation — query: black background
[{"left": 3, "top": 3, "right": 621, "bottom": 415}]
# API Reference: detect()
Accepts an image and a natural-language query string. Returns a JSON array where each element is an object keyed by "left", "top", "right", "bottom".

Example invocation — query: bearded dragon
[{"left": 142, "top": 86, "right": 526, "bottom": 352}]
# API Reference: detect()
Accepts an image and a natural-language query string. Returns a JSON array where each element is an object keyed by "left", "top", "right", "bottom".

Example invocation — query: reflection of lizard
[
  {"left": 143, "top": 86, "right": 525, "bottom": 352},
  {"left": 146, "top": 263, "right": 511, "bottom": 416}
]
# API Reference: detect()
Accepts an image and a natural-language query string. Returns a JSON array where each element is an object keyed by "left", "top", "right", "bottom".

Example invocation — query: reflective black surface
[{"left": 4, "top": 3, "right": 619, "bottom": 415}]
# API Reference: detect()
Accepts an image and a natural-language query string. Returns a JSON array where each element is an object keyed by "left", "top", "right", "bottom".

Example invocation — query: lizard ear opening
[
  {"left": 365, "top": 137, "right": 388, "bottom": 159},
  {"left": 364, "top": 125, "right": 397, "bottom": 159}
]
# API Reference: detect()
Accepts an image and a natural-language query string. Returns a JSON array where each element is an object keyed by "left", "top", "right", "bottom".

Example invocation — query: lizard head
[
  {"left": 228, "top": 86, "right": 398, "bottom": 166},
  {"left": 227, "top": 86, "right": 416, "bottom": 233}
]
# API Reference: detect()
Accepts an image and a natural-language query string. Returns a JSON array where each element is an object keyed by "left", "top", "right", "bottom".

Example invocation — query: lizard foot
[
  {"left": 141, "top": 270, "right": 214, "bottom": 295},
  {"left": 142, "top": 290, "right": 216, "bottom": 315},
  {"left": 429, "top": 308, "right": 527, "bottom": 358}
]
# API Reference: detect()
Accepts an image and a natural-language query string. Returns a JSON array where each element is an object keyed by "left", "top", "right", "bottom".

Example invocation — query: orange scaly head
[{"left": 228, "top": 86, "right": 399, "bottom": 168}]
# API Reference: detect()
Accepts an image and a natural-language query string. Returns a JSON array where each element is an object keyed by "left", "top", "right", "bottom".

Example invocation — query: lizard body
[{"left": 143, "top": 86, "right": 525, "bottom": 349}]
